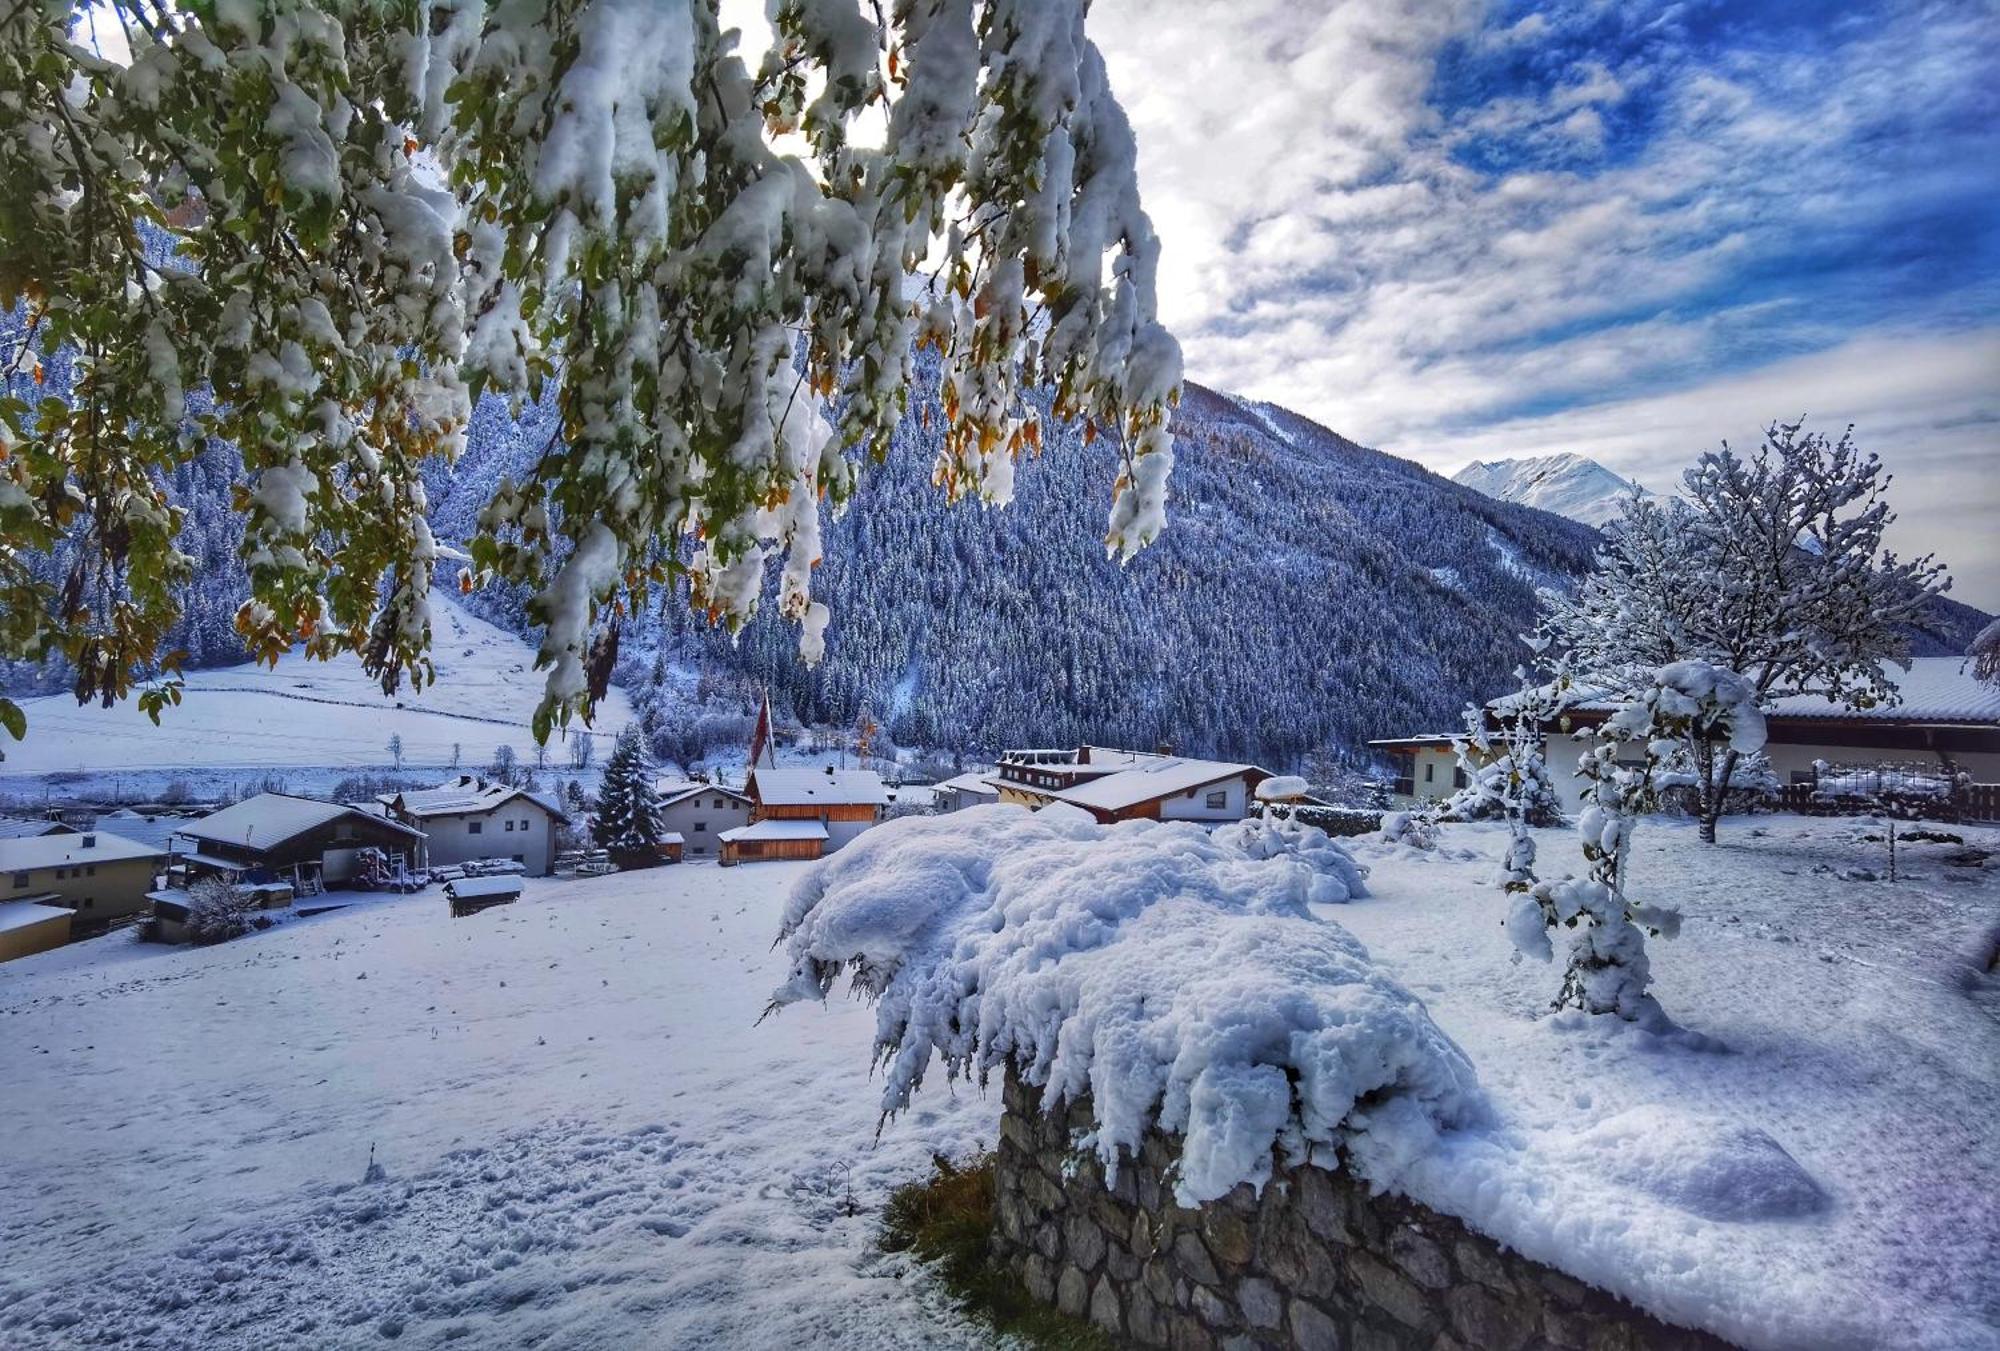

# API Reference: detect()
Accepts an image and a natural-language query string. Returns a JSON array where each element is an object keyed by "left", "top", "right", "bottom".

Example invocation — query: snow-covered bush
[
  {"left": 768, "top": 807, "right": 1480, "bottom": 1204},
  {"left": 185, "top": 878, "right": 257, "bottom": 946},
  {"left": 1378, "top": 808, "right": 1441, "bottom": 850},
  {"left": 1652, "top": 747, "right": 1779, "bottom": 817}
]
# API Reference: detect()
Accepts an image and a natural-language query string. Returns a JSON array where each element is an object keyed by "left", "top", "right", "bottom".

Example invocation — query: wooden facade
[{"left": 719, "top": 834, "right": 825, "bottom": 865}]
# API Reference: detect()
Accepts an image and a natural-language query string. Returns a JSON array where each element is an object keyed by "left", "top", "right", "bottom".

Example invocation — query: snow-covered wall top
[{"left": 767, "top": 806, "right": 1484, "bottom": 1204}]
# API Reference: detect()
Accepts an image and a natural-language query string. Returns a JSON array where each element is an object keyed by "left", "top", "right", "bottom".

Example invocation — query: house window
[
  {"left": 53, "top": 867, "right": 65, "bottom": 880},
  {"left": 714, "top": 798, "right": 726, "bottom": 809},
  {"left": 694, "top": 822, "right": 707, "bottom": 832},
  {"left": 81, "top": 898, "right": 94, "bottom": 909},
  {"left": 1205, "top": 790, "right": 1227, "bottom": 810},
  {"left": 1424, "top": 763, "right": 1435, "bottom": 783},
  {"left": 10, "top": 873, "right": 26, "bottom": 888},
  {"left": 513, "top": 854, "right": 524, "bottom": 864},
  {"left": 86, "top": 864, "right": 96, "bottom": 876},
  {"left": 504, "top": 819, "right": 515, "bottom": 832},
  {"left": 469, "top": 821, "right": 483, "bottom": 835},
  {"left": 1453, "top": 769, "right": 1469, "bottom": 790}
]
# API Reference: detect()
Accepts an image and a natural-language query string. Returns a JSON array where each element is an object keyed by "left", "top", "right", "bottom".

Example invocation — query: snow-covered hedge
[{"left": 769, "top": 806, "right": 1483, "bottom": 1204}]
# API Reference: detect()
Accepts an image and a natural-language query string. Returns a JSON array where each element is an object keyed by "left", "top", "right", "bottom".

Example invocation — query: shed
[
  {"left": 718, "top": 818, "right": 829, "bottom": 865},
  {"left": 445, "top": 874, "right": 522, "bottom": 917}
]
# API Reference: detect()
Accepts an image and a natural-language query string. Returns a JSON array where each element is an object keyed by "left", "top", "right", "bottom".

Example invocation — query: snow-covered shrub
[
  {"left": 592, "top": 727, "right": 666, "bottom": 863},
  {"left": 185, "top": 878, "right": 257, "bottom": 946},
  {"left": 1378, "top": 808, "right": 1440, "bottom": 850},
  {"left": 768, "top": 807, "right": 1480, "bottom": 1204},
  {"left": 1255, "top": 801, "right": 1384, "bottom": 838}
]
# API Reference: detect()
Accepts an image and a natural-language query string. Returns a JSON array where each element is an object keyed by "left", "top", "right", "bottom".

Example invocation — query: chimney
[
  {"left": 1155, "top": 743, "right": 1175, "bottom": 757},
  {"left": 1078, "top": 746, "right": 1091, "bottom": 764},
  {"left": 81, "top": 833, "right": 97, "bottom": 849}
]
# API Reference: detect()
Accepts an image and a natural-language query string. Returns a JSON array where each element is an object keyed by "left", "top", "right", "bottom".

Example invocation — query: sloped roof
[
  {"left": 720, "top": 819, "right": 828, "bottom": 843},
  {"left": 1053, "top": 756, "right": 1265, "bottom": 813},
  {"left": 1556, "top": 657, "right": 1998, "bottom": 726},
  {"left": 657, "top": 779, "right": 753, "bottom": 808},
  {"left": 85, "top": 812, "right": 192, "bottom": 853},
  {"left": 0, "top": 815, "right": 72, "bottom": 841},
  {"left": 936, "top": 771, "right": 1000, "bottom": 795},
  {"left": 748, "top": 767, "right": 888, "bottom": 807},
  {"left": 380, "top": 776, "right": 564, "bottom": 819},
  {"left": 183, "top": 794, "right": 422, "bottom": 851},
  {"left": 0, "top": 830, "right": 164, "bottom": 871}
]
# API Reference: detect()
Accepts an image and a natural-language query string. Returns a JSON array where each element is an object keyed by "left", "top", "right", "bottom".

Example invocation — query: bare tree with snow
[
  {"left": 1971, "top": 618, "right": 2000, "bottom": 685},
  {"left": 1544, "top": 420, "right": 1948, "bottom": 843}
]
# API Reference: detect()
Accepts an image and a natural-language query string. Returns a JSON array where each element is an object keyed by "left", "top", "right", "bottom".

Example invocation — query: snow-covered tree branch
[{"left": 0, "top": 0, "right": 1182, "bottom": 745}]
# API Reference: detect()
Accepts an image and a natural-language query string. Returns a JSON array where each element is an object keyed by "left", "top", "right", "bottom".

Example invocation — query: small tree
[
  {"left": 569, "top": 733, "right": 595, "bottom": 772},
  {"left": 490, "top": 744, "right": 518, "bottom": 787},
  {"left": 1545, "top": 421, "right": 1948, "bottom": 844},
  {"left": 386, "top": 733, "right": 404, "bottom": 772},
  {"left": 593, "top": 726, "right": 666, "bottom": 866},
  {"left": 185, "top": 877, "right": 257, "bottom": 946},
  {"left": 1506, "top": 661, "right": 1765, "bottom": 1023}
]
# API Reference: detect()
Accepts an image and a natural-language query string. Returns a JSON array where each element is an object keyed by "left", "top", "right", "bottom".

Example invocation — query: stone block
[
  {"left": 1066, "top": 1214, "right": 1107, "bottom": 1272},
  {"left": 1387, "top": 1225, "right": 1451, "bottom": 1290},
  {"left": 1201, "top": 1209, "right": 1255, "bottom": 1268},
  {"left": 1446, "top": 1283, "right": 1533, "bottom": 1351},
  {"left": 1022, "top": 1253, "right": 1054, "bottom": 1305},
  {"left": 1131, "top": 1209, "right": 1155, "bottom": 1255},
  {"left": 1298, "top": 1168, "right": 1348, "bottom": 1243},
  {"left": 1090, "top": 1276, "right": 1124, "bottom": 1336},
  {"left": 1057, "top": 1265, "right": 1090, "bottom": 1319},
  {"left": 1174, "top": 1230, "right": 1222, "bottom": 1287},
  {"left": 1288, "top": 1298, "right": 1344, "bottom": 1351},
  {"left": 1034, "top": 1220, "right": 1062, "bottom": 1261},
  {"left": 1346, "top": 1251, "right": 1438, "bottom": 1333},
  {"left": 1129, "top": 1286, "right": 1168, "bottom": 1346},
  {"left": 1237, "top": 1276, "right": 1283, "bottom": 1329},
  {"left": 1168, "top": 1312, "right": 1214, "bottom": 1351},
  {"left": 1453, "top": 1238, "right": 1513, "bottom": 1294},
  {"left": 1191, "top": 1283, "right": 1236, "bottom": 1329}
]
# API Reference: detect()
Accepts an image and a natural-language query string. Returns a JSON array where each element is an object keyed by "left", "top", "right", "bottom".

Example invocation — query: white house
[
  {"left": 934, "top": 770, "right": 1001, "bottom": 812},
  {"left": 1373, "top": 657, "right": 2000, "bottom": 815},
  {"left": 992, "top": 747, "right": 1270, "bottom": 824},
  {"left": 378, "top": 776, "right": 568, "bottom": 876},
  {"left": 656, "top": 779, "right": 755, "bottom": 859}
]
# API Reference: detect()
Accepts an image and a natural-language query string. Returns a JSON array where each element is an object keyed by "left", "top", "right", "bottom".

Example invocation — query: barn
[{"left": 178, "top": 793, "right": 426, "bottom": 893}]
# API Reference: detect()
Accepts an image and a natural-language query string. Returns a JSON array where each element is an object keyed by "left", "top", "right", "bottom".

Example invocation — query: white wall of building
[
  {"left": 1157, "top": 775, "right": 1254, "bottom": 823},
  {"left": 660, "top": 792, "right": 752, "bottom": 858},
  {"left": 419, "top": 804, "right": 559, "bottom": 875}
]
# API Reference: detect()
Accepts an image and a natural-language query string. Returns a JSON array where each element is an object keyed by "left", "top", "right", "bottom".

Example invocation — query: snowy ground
[
  {"left": 1, "top": 814, "right": 1994, "bottom": 1349},
  {"left": 1, "top": 590, "right": 636, "bottom": 782},
  {"left": 1336, "top": 816, "right": 2000, "bottom": 1351},
  {"left": 0, "top": 864, "right": 998, "bottom": 1349}
]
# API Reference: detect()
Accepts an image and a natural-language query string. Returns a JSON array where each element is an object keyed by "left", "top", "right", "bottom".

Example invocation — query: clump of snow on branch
[
  {"left": 1253, "top": 774, "right": 1310, "bottom": 802},
  {"left": 768, "top": 806, "right": 1480, "bottom": 1205}
]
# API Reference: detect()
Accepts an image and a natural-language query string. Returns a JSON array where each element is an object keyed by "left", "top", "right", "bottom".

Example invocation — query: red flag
[{"left": 749, "top": 690, "right": 778, "bottom": 770}]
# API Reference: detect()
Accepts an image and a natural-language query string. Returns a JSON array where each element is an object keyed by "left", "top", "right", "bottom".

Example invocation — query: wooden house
[
  {"left": 742, "top": 766, "right": 889, "bottom": 856},
  {"left": 717, "top": 819, "right": 828, "bottom": 865},
  {"left": 179, "top": 793, "right": 425, "bottom": 893}
]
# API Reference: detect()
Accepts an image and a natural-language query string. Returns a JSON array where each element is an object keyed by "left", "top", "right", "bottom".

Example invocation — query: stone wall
[{"left": 992, "top": 1071, "right": 1734, "bottom": 1351}]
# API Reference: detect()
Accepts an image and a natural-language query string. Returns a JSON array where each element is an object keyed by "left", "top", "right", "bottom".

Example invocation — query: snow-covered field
[
  {"left": 1, "top": 814, "right": 1994, "bottom": 1349},
  {"left": 1, "top": 591, "right": 635, "bottom": 780}
]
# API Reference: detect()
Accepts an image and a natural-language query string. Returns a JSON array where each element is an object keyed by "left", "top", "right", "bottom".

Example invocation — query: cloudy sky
[{"left": 1091, "top": 0, "right": 2000, "bottom": 609}]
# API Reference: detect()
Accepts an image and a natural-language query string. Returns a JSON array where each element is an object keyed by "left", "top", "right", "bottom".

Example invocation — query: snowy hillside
[
  {"left": 0, "top": 814, "right": 1993, "bottom": 1348},
  {"left": 1452, "top": 453, "right": 1647, "bottom": 528},
  {"left": 0, "top": 589, "right": 634, "bottom": 779}
]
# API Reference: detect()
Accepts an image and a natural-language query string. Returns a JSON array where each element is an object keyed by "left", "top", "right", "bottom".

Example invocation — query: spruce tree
[{"left": 593, "top": 727, "right": 665, "bottom": 865}]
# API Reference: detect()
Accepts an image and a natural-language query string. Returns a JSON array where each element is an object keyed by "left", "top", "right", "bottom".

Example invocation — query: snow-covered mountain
[{"left": 1452, "top": 453, "right": 1645, "bottom": 528}]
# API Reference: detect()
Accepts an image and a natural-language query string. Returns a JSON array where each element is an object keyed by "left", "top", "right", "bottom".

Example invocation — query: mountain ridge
[{"left": 1454, "top": 453, "right": 1646, "bottom": 528}]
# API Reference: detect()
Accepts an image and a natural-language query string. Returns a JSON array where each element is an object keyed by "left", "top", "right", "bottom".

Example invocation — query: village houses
[
  {"left": 655, "top": 779, "right": 755, "bottom": 859},
  {"left": 0, "top": 829, "right": 164, "bottom": 956},
  {"left": 991, "top": 746, "right": 1272, "bottom": 824}
]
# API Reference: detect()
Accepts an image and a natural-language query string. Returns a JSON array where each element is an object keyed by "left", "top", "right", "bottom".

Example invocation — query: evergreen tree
[{"left": 593, "top": 726, "right": 666, "bottom": 864}]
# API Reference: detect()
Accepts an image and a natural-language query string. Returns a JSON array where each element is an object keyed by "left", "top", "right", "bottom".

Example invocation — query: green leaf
[{"left": 0, "top": 698, "right": 24, "bottom": 741}]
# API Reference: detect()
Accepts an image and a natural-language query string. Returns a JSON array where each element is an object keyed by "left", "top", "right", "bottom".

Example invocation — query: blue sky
[{"left": 1095, "top": 0, "right": 2000, "bottom": 608}]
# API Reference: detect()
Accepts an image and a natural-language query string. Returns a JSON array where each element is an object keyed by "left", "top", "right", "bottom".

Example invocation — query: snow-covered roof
[
  {"left": 1559, "top": 657, "right": 1999, "bottom": 726},
  {"left": 183, "top": 794, "right": 423, "bottom": 850},
  {"left": 0, "top": 900, "right": 73, "bottom": 934},
  {"left": 748, "top": 767, "right": 889, "bottom": 807},
  {"left": 935, "top": 771, "right": 1000, "bottom": 795},
  {"left": 382, "top": 776, "right": 564, "bottom": 820},
  {"left": 0, "top": 830, "right": 164, "bottom": 871},
  {"left": 657, "top": 779, "right": 753, "bottom": 807},
  {"left": 446, "top": 876, "right": 522, "bottom": 899},
  {"left": 719, "top": 819, "right": 829, "bottom": 843},
  {"left": 1043, "top": 756, "right": 1264, "bottom": 813},
  {"left": 660, "top": 832, "right": 686, "bottom": 846},
  {"left": 0, "top": 815, "right": 72, "bottom": 841},
  {"left": 81, "top": 813, "right": 191, "bottom": 853}
]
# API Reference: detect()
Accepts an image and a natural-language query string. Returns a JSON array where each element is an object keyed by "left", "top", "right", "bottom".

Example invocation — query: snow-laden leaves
[
  {"left": 768, "top": 806, "right": 1483, "bottom": 1204},
  {"left": 0, "top": 0, "right": 1181, "bottom": 737}
]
